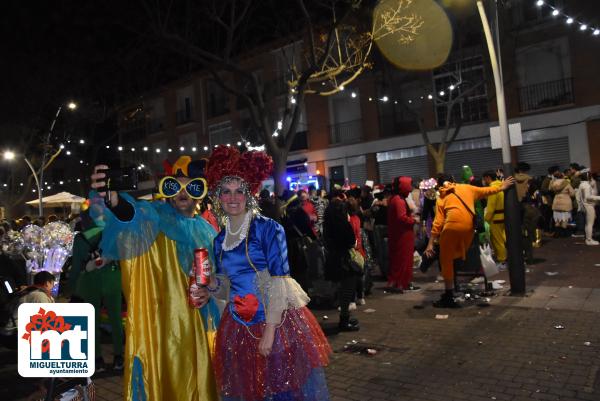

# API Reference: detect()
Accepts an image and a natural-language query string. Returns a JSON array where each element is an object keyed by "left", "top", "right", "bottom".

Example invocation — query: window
[
  {"left": 516, "top": 37, "right": 572, "bottom": 112},
  {"left": 176, "top": 85, "right": 194, "bottom": 125},
  {"left": 206, "top": 80, "right": 230, "bottom": 118},
  {"left": 432, "top": 55, "right": 488, "bottom": 127},
  {"left": 329, "top": 90, "right": 362, "bottom": 144},
  {"left": 145, "top": 98, "right": 166, "bottom": 133},
  {"left": 208, "top": 121, "right": 234, "bottom": 147}
]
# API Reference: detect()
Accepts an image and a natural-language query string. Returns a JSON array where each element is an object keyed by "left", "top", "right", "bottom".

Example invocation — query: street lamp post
[
  {"left": 3, "top": 151, "right": 43, "bottom": 217},
  {"left": 2, "top": 101, "right": 77, "bottom": 218},
  {"left": 476, "top": 0, "right": 526, "bottom": 294}
]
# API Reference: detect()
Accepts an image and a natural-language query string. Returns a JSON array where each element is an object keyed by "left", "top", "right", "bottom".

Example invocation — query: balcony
[
  {"left": 290, "top": 126, "right": 308, "bottom": 151},
  {"left": 329, "top": 119, "right": 362, "bottom": 145},
  {"left": 379, "top": 115, "right": 418, "bottom": 137},
  {"left": 518, "top": 78, "right": 574, "bottom": 113},
  {"left": 148, "top": 117, "right": 166, "bottom": 134},
  {"left": 176, "top": 109, "right": 193, "bottom": 125}
]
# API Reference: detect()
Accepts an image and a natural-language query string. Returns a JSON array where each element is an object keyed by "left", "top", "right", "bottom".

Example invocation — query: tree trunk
[
  {"left": 434, "top": 151, "right": 446, "bottom": 174},
  {"left": 271, "top": 150, "right": 289, "bottom": 197}
]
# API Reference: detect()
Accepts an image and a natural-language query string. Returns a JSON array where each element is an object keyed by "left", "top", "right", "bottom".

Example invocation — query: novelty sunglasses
[{"left": 158, "top": 176, "right": 208, "bottom": 199}]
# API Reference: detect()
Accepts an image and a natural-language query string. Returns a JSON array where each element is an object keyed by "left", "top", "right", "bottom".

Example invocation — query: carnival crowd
[{"left": 1, "top": 149, "right": 599, "bottom": 401}]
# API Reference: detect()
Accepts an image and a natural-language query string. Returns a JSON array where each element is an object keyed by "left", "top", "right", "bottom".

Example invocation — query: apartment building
[{"left": 117, "top": 0, "right": 600, "bottom": 190}]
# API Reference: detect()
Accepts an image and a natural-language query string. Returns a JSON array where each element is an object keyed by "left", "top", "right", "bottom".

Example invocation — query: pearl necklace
[{"left": 223, "top": 211, "right": 251, "bottom": 251}]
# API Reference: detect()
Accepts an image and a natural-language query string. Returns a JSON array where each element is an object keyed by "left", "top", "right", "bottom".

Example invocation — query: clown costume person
[
  {"left": 90, "top": 156, "right": 220, "bottom": 401},
  {"left": 202, "top": 146, "right": 331, "bottom": 401}
]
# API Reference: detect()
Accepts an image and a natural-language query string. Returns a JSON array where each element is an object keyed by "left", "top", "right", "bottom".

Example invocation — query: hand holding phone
[{"left": 91, "top": 165, "right": 138, "bottom": 207}]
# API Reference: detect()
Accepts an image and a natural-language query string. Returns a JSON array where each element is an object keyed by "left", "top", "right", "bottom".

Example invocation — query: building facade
[{"left": 117, "top": 0, "right": 600, "bottom": 191}]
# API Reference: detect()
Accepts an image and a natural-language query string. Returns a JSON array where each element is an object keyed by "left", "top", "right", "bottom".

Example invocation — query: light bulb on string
[
  {"left": 552, "top": 9, "right": 559, "bottom": 16},
  {"left": 66, "top": 150, "right": 71, "bottom": 155},
  {"left": 180, "top": 146, "right": 185, "bottom": 151},
  {"left": 143, "top": 146, "right": 148, "bottom": 151},
  {"left": 192, "top": 147, "right": 197, "bottom": 152},
  {"left": 580, "top": 25, "right": 587, "bottom": 31},
  {"left": 204, "top": 146, "right": 209, "bottom": 151},
  {"left": 105, "top": 145, "right": 110, "bottom": 149},
  {"left": 155, "top": 148, "right": 161, "bottom": 153},
  {"left": 131, "top": 148, "right": 135, "bottom": 152},
  {"left": 79, "top": 139, "right": 85, "bottom": 144},
  {"left": 536, "top": 0, "right": 543, "bottom": 6},
  {"left": 59, "top": 144, "right": 65, "bottom": 149},
  {"left": 118, "top": 146, "right": 123, "bottom": 151},
  {"left": 567, "top": 17, "right": 573, "bottom": 24},
  {"left": 594, "top": 29, "right": 600, "bottom": 36}
]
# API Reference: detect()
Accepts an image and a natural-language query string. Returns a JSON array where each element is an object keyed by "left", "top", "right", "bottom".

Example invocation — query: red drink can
[{"left": 193, "top": 248, "right": 211, "bottom": 286}]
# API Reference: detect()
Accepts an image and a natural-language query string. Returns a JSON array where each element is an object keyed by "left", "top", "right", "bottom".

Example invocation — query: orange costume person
[{"left": 431, "top": 182, "right": 502, "bottom": 283}]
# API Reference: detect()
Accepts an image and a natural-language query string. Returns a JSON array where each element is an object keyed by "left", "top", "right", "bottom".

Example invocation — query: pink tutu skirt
[{"left": 214, "top": 306, "right": 331, "bottom": 401}]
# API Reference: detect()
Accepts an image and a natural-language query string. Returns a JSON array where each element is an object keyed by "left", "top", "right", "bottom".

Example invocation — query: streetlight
[
  {"left": 475, "top": 0, "right": 525, "bottom": 294},
  {"left": 37, "top": 101, "right": 78, "bottom": 213},
  {"left": 3, "top": 150, "right": 43, "bottom": 217}
]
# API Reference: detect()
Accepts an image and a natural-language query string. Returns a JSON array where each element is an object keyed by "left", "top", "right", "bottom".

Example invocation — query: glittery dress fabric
[{"left": 213, "top": 215, "right": 331, "bottom": 401}]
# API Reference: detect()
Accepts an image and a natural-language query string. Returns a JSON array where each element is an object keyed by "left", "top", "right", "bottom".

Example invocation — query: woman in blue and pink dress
[{"left": 204, "top": 146, "right": 331, "bottom": 401}]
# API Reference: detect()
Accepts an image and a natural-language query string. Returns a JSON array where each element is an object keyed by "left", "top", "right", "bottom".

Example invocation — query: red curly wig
[{"left": 205, "top": 145, "right": 273, "bottom": 194}]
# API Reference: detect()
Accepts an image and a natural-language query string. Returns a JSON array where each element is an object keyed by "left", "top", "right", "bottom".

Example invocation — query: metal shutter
[
  {"left": 445, "top": 147, "right": 504, "bottom": 179},
  {"left": 348, "top": 164, "right": 367, "bottom": 186},
  {"left": 517, "top": 137, "right": 570, "bottom": 177},
  {"left": 378, "top": 156, "right": 429, "bottom": 184}
]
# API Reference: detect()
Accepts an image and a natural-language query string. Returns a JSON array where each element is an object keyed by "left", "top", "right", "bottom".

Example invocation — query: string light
[
  {"left": 79, "top": 139, "right": 85, "bottom": 144},
  {"left": 192, "top": 147, "right": 197, "bottom": 152},
  {"left": 351, "top": 92, "right": 357, "bottom": 98},
  {"left": 204, "top": 146, "right": 209, "bottom": 151},
  {"left": 106, "top": 145, "right": 110, "bottom": 149},
  {"left": 118, "top": 146, "right": 123, "bottom": 151},
  {"left": 66, "top": 150, "right": 71, "bottom": 155},
  {"left": 534, "top": 1, "right": 599, "bottom": 36}
]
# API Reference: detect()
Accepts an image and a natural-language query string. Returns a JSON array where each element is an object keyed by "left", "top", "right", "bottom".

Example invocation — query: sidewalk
[{"left": 3, "top": 237, "right": 599, "bottom": 401}]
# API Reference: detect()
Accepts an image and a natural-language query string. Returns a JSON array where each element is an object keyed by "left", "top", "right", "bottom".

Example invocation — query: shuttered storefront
[
  {"left": 517, "top": 137, "right": 570, "bottom": 177},
  {"left": 445, "top": 137, "right": 503, "bottom": 179},
  {"left": 347, "top": 155, "right": 367, "bottom": 186},
  {"left": 377, "top": 146, "right": 429, "bottom": 184}
]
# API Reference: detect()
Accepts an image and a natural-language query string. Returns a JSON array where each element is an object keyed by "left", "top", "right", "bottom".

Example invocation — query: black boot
[
  {"left": 338, "top": 315, "right": 360, "bottom": 332},
  {"left": 433, "top": 291, "right": 461, "bottom": 309}
]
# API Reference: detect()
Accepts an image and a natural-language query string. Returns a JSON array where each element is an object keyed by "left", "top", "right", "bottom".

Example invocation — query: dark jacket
[{"left": 323, "top": 201, "right": 356, "bottom": 281}]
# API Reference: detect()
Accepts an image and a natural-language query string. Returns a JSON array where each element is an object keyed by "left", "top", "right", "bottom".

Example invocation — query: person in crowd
[
  {"left": 425, "top": 174, "right": 515, "bottom": 308},
  {"left": 521, "top": 180, "right": 542, "bottom": 264},
  {"left": 576, "top": 170, "right": 600, "bottom": 246},
  {"left": 201, "top": 196, "right": 221, "bottom": 232},
  {"left": 514, "top": 162, "right": 532, "bottom": 202},
  {"left": 550, "top": 170, "right": 575, "bottom": 237},
  {"left": 280, "top": 190, "right": 317, "bottom": 292},
  {"left": 1, "top": 271, "right": 55, "bottom": 348},
  {"left": 309, "top": 185, "right": 328, "bottom": 236},
  {"left": 387, "top": 176, "right": 419, "bottom": 293},
  {"left": 69, "top": 210, "right": 124, "bottom": 372},
  {"left": 567, "top": 163, "right": 582, "bottom": 189},
  {"left": 541, "top": 166, "right": 560, "bottom": 234},
  {"left": 258, "top": 188, "right": 278, "bottom": 221},
  {"left": 47, "top": 214, "right": 59, "bottom": 223},
  {"left": 371, "top": 185, "right": 392, "bottom": 277},
  {"left": 346, "top": 188, "right": 367, "bottom": 306},
  {"left": 463, "top": 166, "right": 488, "bottom": 244},
  {"left": 90, "top": 155, "right": 220, "bottom": 401},
  {"left": 298, "top": 189, "right": 317, "bottom": 236},
  {"left": 360, "top": 185, "right": 374, "bottom": 211},
  {"left": 417, "top": 178, "right": 438, "bottom": 274},
  {"left": 323, "top": 196, "right": 361, "bottom": 331},
  {"left": 482, "top": 170, "right": 507, "bottom": 269},
  {"left": 203, "top": 146, "right": 331, "bottom": 401}
]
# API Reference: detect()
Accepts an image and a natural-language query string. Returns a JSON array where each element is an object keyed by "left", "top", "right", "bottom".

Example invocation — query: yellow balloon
[{"left": 374, "top": 0, "right": 453, "bottom": 70}]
